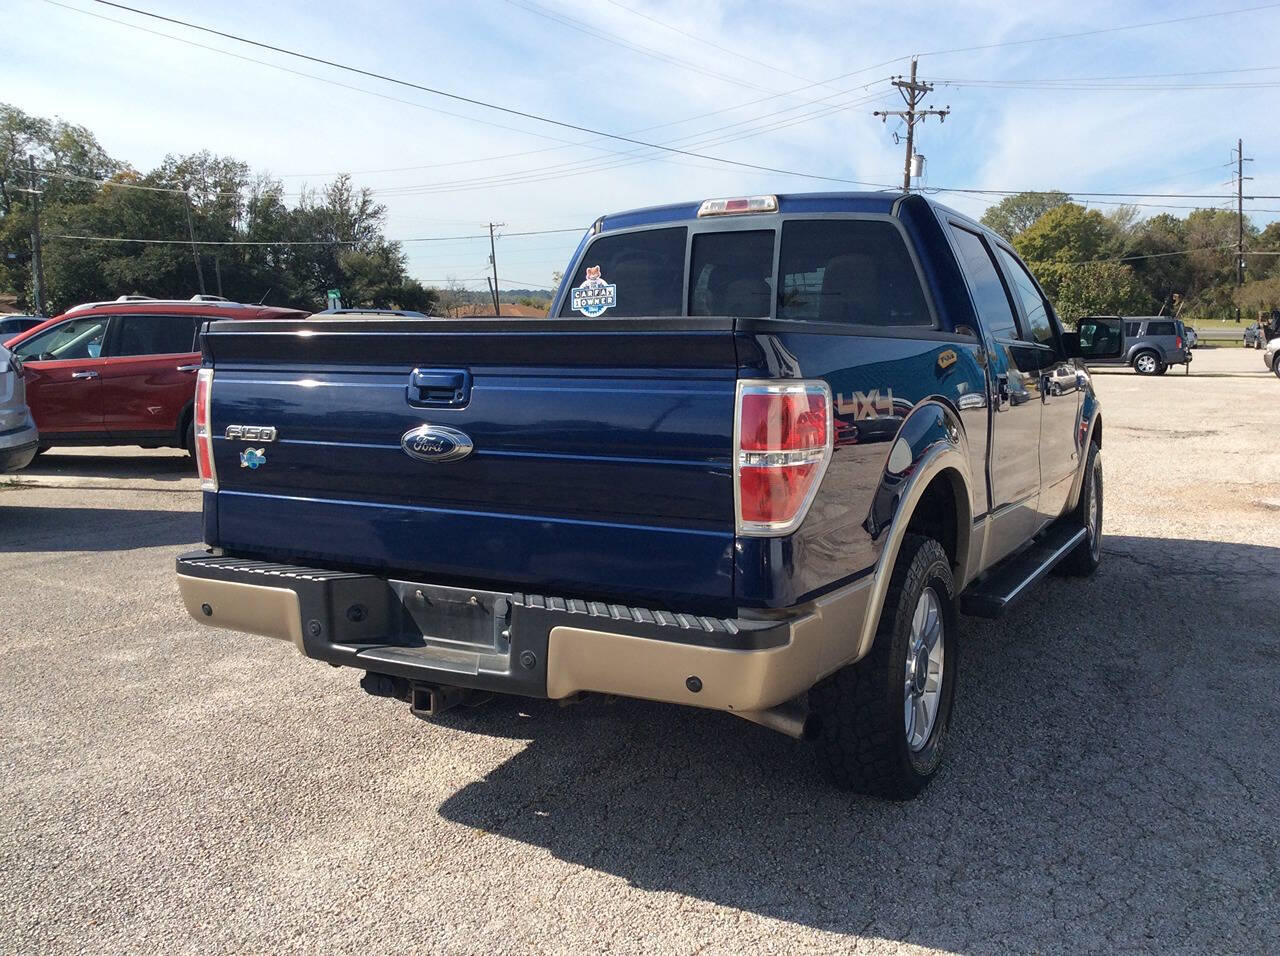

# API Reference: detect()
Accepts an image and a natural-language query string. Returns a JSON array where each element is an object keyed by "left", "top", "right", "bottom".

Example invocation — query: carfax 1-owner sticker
[{"left": 570, "top": 266, "right": 617, "bottom": 317}]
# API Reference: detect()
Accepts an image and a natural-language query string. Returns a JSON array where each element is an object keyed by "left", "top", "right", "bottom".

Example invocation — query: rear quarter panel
[{"left": 735, "top": 324, "right": 989, "bottom": 607}]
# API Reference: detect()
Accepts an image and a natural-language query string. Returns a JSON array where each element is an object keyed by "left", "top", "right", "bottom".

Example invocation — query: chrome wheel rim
[
  {"left": 1136, "top": 354, "right": 1156, "bottom": 373},
  {"left": 903, "top": 587, "right": 945, "bottom": 752},
  {"left": 1087, "top": 461, "right": 1102, "bottom": 559}
]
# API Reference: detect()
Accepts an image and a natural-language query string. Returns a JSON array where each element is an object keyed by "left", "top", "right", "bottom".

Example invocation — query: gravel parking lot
[{"left": 2, "top": 347, "right": 1277, "bottom": 954}]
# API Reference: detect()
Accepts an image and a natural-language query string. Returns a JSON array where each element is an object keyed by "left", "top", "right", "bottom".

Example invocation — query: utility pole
[
  {"left": 874, "top": 58, "right": 950, "bottom": 193},
  {"left": 26, "top": 156, "right": 46, "bottom": 316},
  {"left": 1231, "top": 139, "right": 1253, "bottom": 322},
  {"left": 181, "top": 185, "right": 207, "bottom": 295},
  {"left": 488, "top": 222, "right": 505, "bottom": 316}
]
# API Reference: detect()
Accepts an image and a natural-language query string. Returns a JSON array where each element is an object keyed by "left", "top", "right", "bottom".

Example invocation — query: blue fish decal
[{"left": 240, "top": 447, "right": 267, "bottom": 469}]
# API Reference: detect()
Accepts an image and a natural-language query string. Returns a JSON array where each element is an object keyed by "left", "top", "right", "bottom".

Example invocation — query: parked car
[
  {"left": 0, "top": 344, "right": 39, "bottom": 472},
  {"left": 1184, "top": 325, "right": 1198, "bottom": 349},
  {"left": 1264, "top": 336, "right": 1280, "bottom": 378},
  {"left": 1244, "top": 323, "right": 1267, "bottom": 349},
  {"left": 1085, "top": 315, "right": 1190, "bottom": 374},
  {"left": 176, "top": 192, "right": 1124, "bottom": 799},
  {"left": 5, "top": 297, "right": 308, "bottom": 455},
  {"left": 0, "top": 315, "right": 46, "bottom": 342}
]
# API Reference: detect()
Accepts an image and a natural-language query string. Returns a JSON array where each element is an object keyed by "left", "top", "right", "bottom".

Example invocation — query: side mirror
[{"left": 1076, "top": 317, "right": 1125, "bottom": 360}]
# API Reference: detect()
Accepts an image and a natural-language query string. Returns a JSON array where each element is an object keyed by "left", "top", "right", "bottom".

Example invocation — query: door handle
[
  {"left": 71, "top": 370, "right": 99, "bottom": 380},
  {"left": 176, "top": 364, "right": 201, "bottom": 372},
  {"left": 995, "top": 374, "right": 1011, "bottom": 407}
]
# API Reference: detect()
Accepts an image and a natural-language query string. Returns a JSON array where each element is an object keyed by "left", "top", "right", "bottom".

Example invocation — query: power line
[
  {"left": 936, "top": 65, "right": 1280, "bottom": 84},
  {"left": 49, "top": 0, "right": 904, "bottom": 184},
  {"left": 48, "top": 227, "right": 585, "bottom": 246},
  {"left": 1058, "top": 244, "right": 1234, "bottom": 267},
  {"left": 915, "top": 2, "right": 1280, "bottom": 56},
  {"left": 78, "top": 0, "right": 895, "bottom": 191},
  {"left": 80, "top": 1, "right": 1280, "bottom": 205},
  {"left": 364, "top": 90, "right": 895, "bottom": 198},
  {"left": 502, "top": 0, "right": 785, "bottom": 96},
  {"left": 599, "top": 0, "right": 826, "bottom": 88}
]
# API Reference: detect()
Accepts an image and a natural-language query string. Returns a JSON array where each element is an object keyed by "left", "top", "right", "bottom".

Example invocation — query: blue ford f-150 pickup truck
[{"left": 176, "top": 192, "right": 1123, "bottom": 799}]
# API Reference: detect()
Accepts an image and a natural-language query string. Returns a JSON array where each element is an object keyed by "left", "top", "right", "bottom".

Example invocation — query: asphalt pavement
[{"left": 1, "top": 347, "right": 1277, "bottom": 954}]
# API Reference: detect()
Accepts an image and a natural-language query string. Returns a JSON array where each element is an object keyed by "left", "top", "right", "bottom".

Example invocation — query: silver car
[
  {"left": 0, "top": 344, "right": 39, "bottom": 472},
  {"left": 1264, "top": 336, "right": 1280, "bottom": 378}
]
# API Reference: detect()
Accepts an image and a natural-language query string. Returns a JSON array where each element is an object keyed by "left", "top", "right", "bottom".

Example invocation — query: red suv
[{"left": 4, "top": 297, "right": 308, "bottom": 455}]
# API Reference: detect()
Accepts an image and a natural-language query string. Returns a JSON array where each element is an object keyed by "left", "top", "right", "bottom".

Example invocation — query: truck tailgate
[{"left": 202, "top": 318, "right": 739, "bottom": 608}]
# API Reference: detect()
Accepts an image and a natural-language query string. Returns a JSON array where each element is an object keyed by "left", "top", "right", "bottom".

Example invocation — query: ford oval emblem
[{"left": 401, "top": 424, "right": 474, "bottom": 463}]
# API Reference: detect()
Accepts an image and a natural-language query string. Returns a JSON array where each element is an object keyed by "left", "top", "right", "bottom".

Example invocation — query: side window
[
  {"left": 1125, "top": 321, "right": 1140, "bottom": 338},
  {"left": 559, "top": 227, "right": 686, "bottom": 318},
  {"left": 688, "top": 230, "right": 774, "bottom": 317},
  {"left": 777, "top": 219, "right": 932, "bottom": 326},
  {"left": 948, "top": 225, "right": 1019, "bottom": 341},
  {"left": 995, "top": 247, "right": 1057, "bottom": 347},
  {"left": 12, "top": 317, "right": 108, "bottom": 361},
  {"left": 110, "top": 315, "right": 202, "bottom": 356},
  {"left": 1146, "top": 320, "right": 1176, "bottom": 337}
]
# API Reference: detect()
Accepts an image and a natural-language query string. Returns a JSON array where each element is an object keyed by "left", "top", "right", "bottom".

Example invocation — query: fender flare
[
  {"left": 1067, "top": 409, "right": 1102, "bottom": 512},
  {"left": 851, "top": 403, "right": 975, "bottom": 664}
]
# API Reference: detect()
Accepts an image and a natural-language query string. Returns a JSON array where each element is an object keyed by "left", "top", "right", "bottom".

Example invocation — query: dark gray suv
[{"left": 1085, "top": 315, "right": 1190, "bottom": 375}]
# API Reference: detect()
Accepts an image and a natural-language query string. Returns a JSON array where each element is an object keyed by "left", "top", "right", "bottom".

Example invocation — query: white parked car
[
  {"left": 1264, "top": 336, "right": 1280, "bottom": 379},
  {"left": 0, "top": 344, "right": 39, "bottom": 472}
]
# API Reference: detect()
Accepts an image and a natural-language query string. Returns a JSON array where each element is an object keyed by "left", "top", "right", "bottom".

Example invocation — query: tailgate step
[{"left": 960, "top": 523, "right": 1087, "bottom": 618}]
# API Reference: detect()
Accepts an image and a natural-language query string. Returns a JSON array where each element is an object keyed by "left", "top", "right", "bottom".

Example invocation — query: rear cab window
[
  {"left": 559, "top": 227, "right": 686, "bottom": 318},
  {"left": 560, "top": 213, "right": 935, "bottom": 328},
  {"left": 1146, "top": 320, "right": 1176, "bottom": 337},
  {"left": 778, "top": 220, "right": 932, "bottom": 326}
]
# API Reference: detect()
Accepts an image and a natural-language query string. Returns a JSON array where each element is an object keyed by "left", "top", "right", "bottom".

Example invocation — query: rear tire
[
  {"left": 810, "top": 534, "right": 958, "bottom": 800},
  {"left": 1133, "top": 351, "right": 1162, "bottom": 375},
  {"left": 1061, "top": 442, "right": 1103, "bottom": 577},
  {"left": 185, "top": 421, "right": 196, "bottom": 459}
]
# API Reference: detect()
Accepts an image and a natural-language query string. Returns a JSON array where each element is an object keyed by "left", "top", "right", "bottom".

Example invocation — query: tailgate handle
[{"left": 407, "top": 368, "right": 472, "bottom": 408}]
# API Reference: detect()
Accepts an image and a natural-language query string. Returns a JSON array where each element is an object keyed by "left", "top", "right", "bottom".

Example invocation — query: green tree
[
  {"left": 1234, "top": 276, "right": 1280, "bottom": 315},
  {"left": 1036, "top": 261, "right": 1153, "bottom": 323},
  {"left": 1013, "top": 203, "right": 1118, "bottom": 266},
  {"left": 979, "top": 190, "right": 1070, "bottom": 240}
]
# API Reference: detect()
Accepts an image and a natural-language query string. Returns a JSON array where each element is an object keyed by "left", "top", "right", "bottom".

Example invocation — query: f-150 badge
[
  {"left": 240, "top": 448, "right": 267, "bottom": 469},
  {"left": 570, "top": 265, "right": 617, "bottom": 317},
  {"left": 225, "top": 424, "right": 277, "bottom": 442}
]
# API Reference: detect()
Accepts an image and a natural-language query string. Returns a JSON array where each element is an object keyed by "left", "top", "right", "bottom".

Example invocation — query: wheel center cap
[{"left": 911, "top": 646, "right": 929, "bottom": 695}]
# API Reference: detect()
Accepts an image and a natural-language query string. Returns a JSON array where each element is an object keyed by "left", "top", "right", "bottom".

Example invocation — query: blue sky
[{"left": 13, "top": 0, "right": 1280, "bottom": 290}]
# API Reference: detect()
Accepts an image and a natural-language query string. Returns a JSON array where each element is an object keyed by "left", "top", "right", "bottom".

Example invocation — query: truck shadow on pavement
[
  {"left": 0, "top": 503, "right": 201, "bottom": 552},
  {"left": 438, "top": 534, "right": 1280, "bottom": 952}
]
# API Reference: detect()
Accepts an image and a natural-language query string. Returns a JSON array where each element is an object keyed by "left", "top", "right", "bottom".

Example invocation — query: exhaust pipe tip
[{"left": 734, "top": 701, "right": 819, "bottom": 741}]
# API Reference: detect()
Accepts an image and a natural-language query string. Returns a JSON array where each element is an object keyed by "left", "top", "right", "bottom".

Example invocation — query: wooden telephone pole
[
  {"left": 25, "top": 157, "right": 46, "bottom": 315},
  {"left": 1231, "top": 139, "right": 1253, "bottom": 322},
  {"left": 488, "top": 222, "right": 505, "bottom": 316},
  {"left": 874, "top": 58, "right": 950, "bottom": 193}
]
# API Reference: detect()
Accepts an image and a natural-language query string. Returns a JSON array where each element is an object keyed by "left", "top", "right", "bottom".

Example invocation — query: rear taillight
[
  {"left": 1176, "top": 335, "right": 1183, "bottom": 349},
  {"left": 194, "top": 368, "right": 217, "bottom": 492},
  {"left": 734, "top": 380, "right": 833, "bottom": 536}
]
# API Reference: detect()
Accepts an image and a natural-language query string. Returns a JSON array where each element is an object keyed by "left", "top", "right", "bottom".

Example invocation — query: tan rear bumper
[
  {"left": 177, "top": 554, "right": 872, "bottom": 714},
  {"left": 546, "top": 576, "right": 870, "bottom": 711},
  {"left": 178, "top": 573, "right": 306, "bottom": 651}
]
